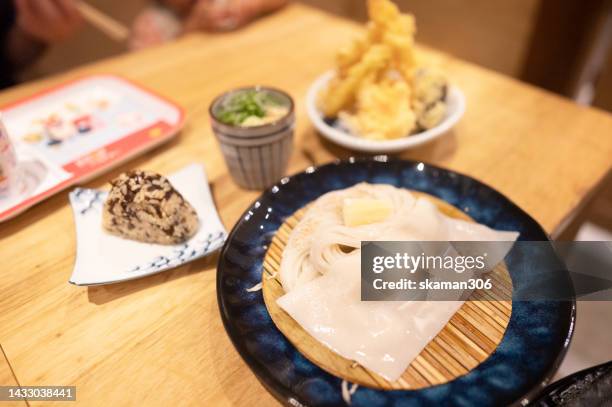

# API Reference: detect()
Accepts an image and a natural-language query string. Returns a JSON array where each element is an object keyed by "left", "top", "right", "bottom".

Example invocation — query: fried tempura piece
[
  {"left": 416, "top": 101, "right": 446, "bottom": 130},
  {"left": 336, "top": 23, "right": 381, "bottom": 74},
  {"left": 319, "top": 0, "right": 447, "bottom": 138},
  {"left": 336, "top": 38, "right": 369, "bottom": 75},
  {"left": 322, "top": 0, "right": 419, "bottom": 117},
  {"left": 413, "top": 68, "right": 447, "bottom": 106},
  {"left": 383, "top": 28, "right": 417, "bottom": 79},
  {"left": 368, "top": 0, "right": 399, "bottom": 26},
  {"left": 340, "top": 77, "right": 416, "bottom": 140},
  {"left": 369, "top": 0, "right": 418, "bottom": 79},
  {"left": 320, "top": 44, "right": 391, "bottom": 117},
  {"left": 412, "top": 68, "right": 448, "bottom": 129}
]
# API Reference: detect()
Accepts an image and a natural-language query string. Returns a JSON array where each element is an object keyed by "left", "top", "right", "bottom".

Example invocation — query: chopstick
[{"left": 76, "top": 1, "right": 130, "bottom": 42}]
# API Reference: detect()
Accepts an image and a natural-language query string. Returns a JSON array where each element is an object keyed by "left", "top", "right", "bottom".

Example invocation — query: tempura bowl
[{"left": 306, "top": 71, "right": 466, "bottom": 153}]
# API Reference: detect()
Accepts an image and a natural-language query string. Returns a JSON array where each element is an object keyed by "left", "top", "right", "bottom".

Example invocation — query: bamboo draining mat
[{"left": 262, "top": 191, "right": 512, "bottom": 390}]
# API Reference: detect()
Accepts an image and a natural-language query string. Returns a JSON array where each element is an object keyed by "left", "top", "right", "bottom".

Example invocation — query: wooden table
[
  {"left": 0, "top": 3, "right": 611, "bottom": 406},
  {"left": 0, "top": 346, "right": 22, "bottom": 407}
]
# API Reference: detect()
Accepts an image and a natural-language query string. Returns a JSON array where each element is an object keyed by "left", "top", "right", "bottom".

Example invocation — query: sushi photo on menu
[{"left": 0, "top": 0, "right": 611, "bottom": 406}]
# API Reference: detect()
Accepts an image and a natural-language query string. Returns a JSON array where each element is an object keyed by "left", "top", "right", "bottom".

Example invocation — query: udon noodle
[{"left": 277, "top": 183, "right": 518, "bottom": 381}]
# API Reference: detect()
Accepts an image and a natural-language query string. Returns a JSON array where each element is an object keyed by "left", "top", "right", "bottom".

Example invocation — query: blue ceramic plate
[
  {"left": 531, "top": 360, "right": 612, "bottom": 406},
  {"left": 217, "top": 157, "right": 575, "bottom": 406}
]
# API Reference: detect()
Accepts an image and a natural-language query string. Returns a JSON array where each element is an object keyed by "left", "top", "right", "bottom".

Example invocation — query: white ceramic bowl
[{"left": 306, "top": 71, "right": 466, "bottom": 153}]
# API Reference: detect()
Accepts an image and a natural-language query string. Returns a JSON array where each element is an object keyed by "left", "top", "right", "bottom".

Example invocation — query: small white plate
[
  {"left": 69, "top": 163, "right": 227, "bottom": 286},
  {"left": 306, "top": 71, "right": 466, "bottom": 153}
]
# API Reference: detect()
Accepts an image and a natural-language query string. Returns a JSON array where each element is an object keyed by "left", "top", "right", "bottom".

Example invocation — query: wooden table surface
[
  {"left": 0, "top": 3, "right": 611, "bottom": 406},
  {"left": 0, "top": 346, "right": 23, "bottom": 407}
]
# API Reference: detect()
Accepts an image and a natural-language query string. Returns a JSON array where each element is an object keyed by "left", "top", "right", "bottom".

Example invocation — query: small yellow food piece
[
  {"left": 22, "top": 132, "right": 43, "bottom": 143},
  {"left": 340, "top": 77, "right": 416, "bottom": 140},
  {"left": 342, "top": 198, "right": 393, "bottom": 227},
  {"left": 319, "top": 44, "right": 392, "bottom": 117}
]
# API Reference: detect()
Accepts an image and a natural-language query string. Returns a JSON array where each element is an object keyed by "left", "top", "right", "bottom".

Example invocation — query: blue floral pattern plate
[
  {"left": 69, "top": 164, "right": 227, "bottom": 286},
  {"left": 217, "top": 158, "right": 575, "bottom": 406}
]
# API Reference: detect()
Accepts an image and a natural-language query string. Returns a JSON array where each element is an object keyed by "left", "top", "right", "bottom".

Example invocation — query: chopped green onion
[{"left": 216, "top": 89, "right": 285, "bottom": 126}]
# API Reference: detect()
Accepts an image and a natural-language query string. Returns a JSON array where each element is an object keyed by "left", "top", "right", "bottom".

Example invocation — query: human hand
[
  {"left": 183, "top": 0, "right": 287, "bottom": 32},
  {"left": 129, "top": 6, "right": 182, "bottom": 50},
  {"left": 183, "top": 0, "right": 246, "bottom": 32},
  {"left": 14, "top": 0, "right": 83, "bottom": 44}
]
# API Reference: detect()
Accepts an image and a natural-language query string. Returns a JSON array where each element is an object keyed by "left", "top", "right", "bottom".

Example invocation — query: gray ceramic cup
[{"left": 209, "top": 87, "right": 295, "bottom": 190}]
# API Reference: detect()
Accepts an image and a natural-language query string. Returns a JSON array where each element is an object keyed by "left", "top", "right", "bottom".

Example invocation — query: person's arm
[
  {"left": 4, "top": 0, "right": 82, "bottom": 71},
  {"left": 4, "top": 25, "right": 45, "bottom": 71},
  {"left": 241, "top": 0, "right": 288, "bottom": 21},
  {"left": 158, "top": 0, "right": 196, "bottom": 16},
  {"left": 0, "top": 1, "right": 17, "bottom": 87}
]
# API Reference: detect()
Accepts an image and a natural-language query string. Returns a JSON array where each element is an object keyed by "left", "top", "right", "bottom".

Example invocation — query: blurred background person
[
  {"left": 1, "top": 0, "right": 84, "bottom": 88},
  {"left": 1, "top": 0, "right": 288, "bottom": 87}
]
